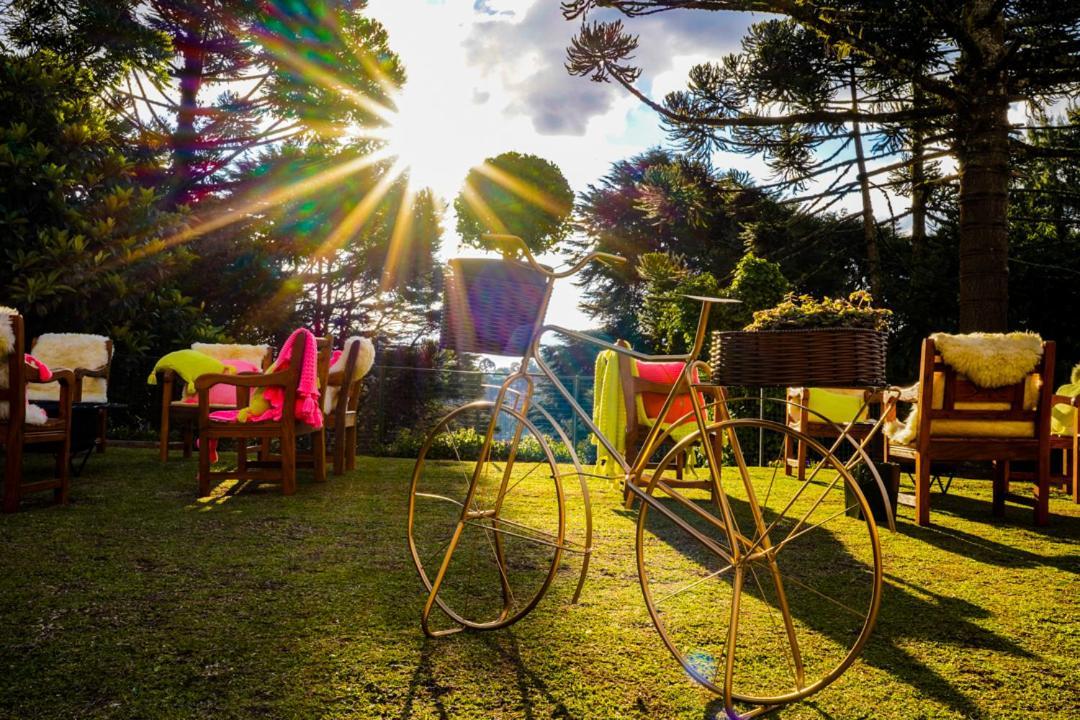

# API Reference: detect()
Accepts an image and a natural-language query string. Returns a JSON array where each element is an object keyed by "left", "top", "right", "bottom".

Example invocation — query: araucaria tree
[{"left": 564, "top": 1, "right": 1080, "bottom": 331}]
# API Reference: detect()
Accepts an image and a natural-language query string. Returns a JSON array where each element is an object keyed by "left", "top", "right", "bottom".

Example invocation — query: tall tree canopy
[
  {"left": 0, "top": 51, "right": 217, "bottom": 354},
  {"left": 564, "top": 0, "right": 1080, "bottom": 331},
  {"left": 454, "top": 151, "right": 574, "bottom": 255},
  {"left": 572, "top": 147, "right": 863, "bottom": 341},
  {"left": 3, "top": 1, "right": 443, "bottom": 349}
]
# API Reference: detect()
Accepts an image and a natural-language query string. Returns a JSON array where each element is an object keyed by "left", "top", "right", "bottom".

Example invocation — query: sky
[
  {"left": 363, "top": 0, "right": 983, "bottom": 332},
  {"left": 365, "top": 0, "right": 769, "bottom": 330}
]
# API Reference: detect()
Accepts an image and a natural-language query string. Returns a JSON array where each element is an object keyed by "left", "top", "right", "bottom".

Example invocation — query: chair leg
[
  {"left": 1073, "top": 437, "right": 1079, "bottom": 504},
  {"left": 182, "top": 425, "right": 194, "bottom": 459},
  {"left": 198, "top": 435, "right": 211, "bottom": 497},
  {"left": 281, "top": 427, "right": 297, "bottom": 496},
  {"left": 796, "top": 439, "right": 808, "bottom": 483},
  {"left": 915, "top": 455, "right": 931, "bottom": 526},
  {"left": 345, "top": 426, "right": 357, "bottom": 471},
  {"left": 313, "top": 430, "right": 327, "bottom": 483},
  {"left": 159, "top": 407, "right": 170, "bottom": 463},
  {"left": 783, "top": 433, "right": 794, "bottom": 477},
  {"left": 1034, "top": 455, "right": 1050, "bottom": 526},
  {"left": 332, "top": 428, "right": 344, "bottom": 476},
  {"left": 992, "top": 460, "right": 1007, "bottom": 517},
  {"left": 4, "top": 443, "right": 22, "bottom": 513},
  {"left": 96, "top": 408, "right": 107, "bottom": 454},
  {"left": 55, "top": 432, "right": 71, "bottom": 505},
  {"left": 237, "top": 435, "right": 247, "bottom": 474}
]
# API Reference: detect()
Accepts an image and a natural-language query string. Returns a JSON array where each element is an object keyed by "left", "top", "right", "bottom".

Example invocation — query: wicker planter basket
[
  {"left": 709, "top": 327, "right": 887, "bottom": 387},
  {"left": 440, "top": 258, "right": 549, "bottom": 356}
]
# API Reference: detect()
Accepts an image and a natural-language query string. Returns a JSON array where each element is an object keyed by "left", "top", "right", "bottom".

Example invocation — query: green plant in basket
[{"left": 745, "top": 290, "right": 892, "bottom": 332}]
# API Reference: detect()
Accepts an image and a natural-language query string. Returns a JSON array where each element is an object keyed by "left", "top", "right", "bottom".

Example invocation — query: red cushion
[{"left": 635, "top": 361, "right": 701, "bottom": 425}]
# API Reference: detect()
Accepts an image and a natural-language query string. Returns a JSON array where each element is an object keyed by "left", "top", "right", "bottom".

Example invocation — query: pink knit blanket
[{"left": 209, "top": 328, "right": 323, "bottom": 427}]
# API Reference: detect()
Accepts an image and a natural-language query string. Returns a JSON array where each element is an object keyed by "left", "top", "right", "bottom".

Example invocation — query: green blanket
[
  {"left": 1051, "top": 382, "right": 1080, "bottom": 436},
  {"left": 147, "top": 350, "right": 228, "bottom": 395}
]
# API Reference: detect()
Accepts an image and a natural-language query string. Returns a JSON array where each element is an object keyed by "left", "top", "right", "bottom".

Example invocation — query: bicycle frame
[{"left": 412, "top": 239, "right": 887, "bottom": 717}]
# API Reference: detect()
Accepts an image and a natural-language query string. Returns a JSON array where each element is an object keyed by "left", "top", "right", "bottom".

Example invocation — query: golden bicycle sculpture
[{"left": 407, "top": 235, "right": 896, "bottom": 719}]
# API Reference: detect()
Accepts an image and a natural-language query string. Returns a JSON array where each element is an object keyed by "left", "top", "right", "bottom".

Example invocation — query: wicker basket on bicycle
[
  {"left": 709, "top": 327, "right": 887, "bottom": 387},
  {"left": 440, "top": 258, "right": 549, "bottom": 356}
]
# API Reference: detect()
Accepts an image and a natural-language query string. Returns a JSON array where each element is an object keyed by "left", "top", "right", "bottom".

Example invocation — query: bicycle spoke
[
  {"left": 654, "top": 561, "right": 735, "bottom": 606},
  {"left": 501, "top": 459, "right": 545, "bottom": 499},
  {"left": 746, "top": 561, "right": 800, "bottom": 690},
  {"left": 479, "top": 522, "right": 516, "bottom": 608},
  {"left": 779, "top": 572, "right": 867, "bottom": 621},
  {"left": 741, "top": 456, "right": 842, "bottom": 562},
  {"left": 462, "top": 520, "right": 572, "bottom": 551},
  {"left": 772, "top": 503, "right": 861, "bottom": 556},
  {"left": 414, "top": 492, "right": 465, "bottom": 508}
]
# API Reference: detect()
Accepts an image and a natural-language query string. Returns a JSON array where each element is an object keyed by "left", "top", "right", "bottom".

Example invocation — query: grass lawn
[{"left": 1, "top": 449, "right": 1077, "bottom": 719}]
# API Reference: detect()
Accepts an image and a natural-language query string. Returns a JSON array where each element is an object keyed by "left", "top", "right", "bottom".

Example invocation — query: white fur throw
[
  {"left": 929, "top": 331, "right": 1043, "bottom": 388},
  {"left": 322, "top": 336, "right": 375, "bottom": 414},
  {"left": 0, "top": 309, "right": 47, "bottom": 425},
  {"left": 0, "top": 306, "right": 16, "bottom": 358},
  {"left": 26, "top": 333, "right": 111, "bottom": 403},
  {"left": 192, "top": 342, "right": 272, "bottom": 368}
]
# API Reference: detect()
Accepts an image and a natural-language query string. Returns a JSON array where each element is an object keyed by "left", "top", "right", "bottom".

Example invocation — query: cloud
[{"left": 463, "top": 3, "right": 751, "bottom": 137}]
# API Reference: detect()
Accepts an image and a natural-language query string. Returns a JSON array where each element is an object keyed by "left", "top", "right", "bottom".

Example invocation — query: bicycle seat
[{"left": 681, "top": 295, "right": 742, "bottom": 304}]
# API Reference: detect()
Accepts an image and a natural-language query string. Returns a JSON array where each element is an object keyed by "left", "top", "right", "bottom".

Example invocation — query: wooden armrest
[
  {"left": 1052, "top": 394, "right": 1080, "bottom": 407},
  {"left": 194, "top": 370, "right": 290, "bottom": 391},
  {"left": 74, "top": 366, "right": 109, "bottom": 379},
  {"left": 890, "top": 383, "right": 919, "bottom": 403},
  {"left": 28, "top": 366, "right": 75, "bottom": 385}
]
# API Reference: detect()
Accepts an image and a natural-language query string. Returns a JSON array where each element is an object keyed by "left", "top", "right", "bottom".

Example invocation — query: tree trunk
[
  {"left": 169, "top": 28, "right": 205, "bottom": 208},
  {"left": 956, "top": 1, "right": 1010, "bottom": 332},
  {"left": 910, "top": 88, "right": 927, "bottom": 262},
  {"left": 849, "top": 67, "right": 883, "bottom": 302}
]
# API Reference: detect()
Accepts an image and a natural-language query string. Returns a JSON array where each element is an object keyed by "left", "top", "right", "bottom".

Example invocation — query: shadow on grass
[
  {"left": 641, "top": 491, "right": 1035, "bottom": 720},
  {"left": 703, "top": 696, "right": 873, "bottom": 720},
  {"left": 896, "top": 466, "right": 1080, "bottom": 540},
  {"left": 399, "top": 635, "right": 579, "bottom": 720},
  {"left": 897, "top": 511, "right": 1080, "bottom": 575}
]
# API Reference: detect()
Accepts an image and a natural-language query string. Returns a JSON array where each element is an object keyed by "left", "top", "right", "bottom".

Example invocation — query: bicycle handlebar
[{"left": 482, "top": 233, "right": 627, "bottom": 280}]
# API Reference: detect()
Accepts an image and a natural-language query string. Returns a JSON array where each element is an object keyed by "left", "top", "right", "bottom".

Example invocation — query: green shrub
[{"left": 745, "top": 290, "right": 892, "bottom": 332}]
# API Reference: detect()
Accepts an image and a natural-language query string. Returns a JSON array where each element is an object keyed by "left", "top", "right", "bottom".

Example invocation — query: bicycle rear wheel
[
  {"left": 408, "top": 400, "right": 565, "bottom": 634},
  {"left": 635, "top": 418, "right": 882, "bottom": 708}
]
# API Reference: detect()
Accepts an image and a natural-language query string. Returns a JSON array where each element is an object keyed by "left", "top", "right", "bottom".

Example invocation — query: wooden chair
[
  {"left": 886, "top": 338, "right": 1056, "bottom": 526},
  {"left": 324, "top": 339, "right": 366, "bottom": 475},
  {"left": 616, "top": 344, "right": 720, "bottom": 506},
  {"left": 157, "top": 343, "right": 273, "bottom": 461},
  {"left": 1049, "top": 393, "right": 1079, "bottom": 503},
  {"left": 1, "top": 314, "right": 76, "bottom": 512},
  {"left": 26, "top": 334, "right": 113, "bottom": 455},
  {"left": 784, "top": 387, "right": 882, "bottom": 481},
  {"left": 195, "top": 332, "right": 329, "bottom": 496}
]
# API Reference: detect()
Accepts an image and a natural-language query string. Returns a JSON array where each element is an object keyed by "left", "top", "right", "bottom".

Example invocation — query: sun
[{"left": 381, "top": 83, "right": 493, "bottom": 201}]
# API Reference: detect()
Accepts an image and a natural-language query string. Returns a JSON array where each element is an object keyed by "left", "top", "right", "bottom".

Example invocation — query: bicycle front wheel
[
  {"left": 635, "top": 418, "right": 882, "bottom": 706},
  {"left": 407, "top": 400, "right": 565, "bottom": 633}
]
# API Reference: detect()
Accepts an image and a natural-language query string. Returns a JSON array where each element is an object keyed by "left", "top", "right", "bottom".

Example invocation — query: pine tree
[{"left": 564, "top": 0, "right": 1080, "bottom": 331}]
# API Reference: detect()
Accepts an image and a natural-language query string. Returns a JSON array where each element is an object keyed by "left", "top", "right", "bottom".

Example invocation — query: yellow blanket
[
  {"left": 592, "top": 350, "right": 704, "bottom": 478},
  {"left": 592, "top": 349, "right": 626, "bottom": 478}
]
